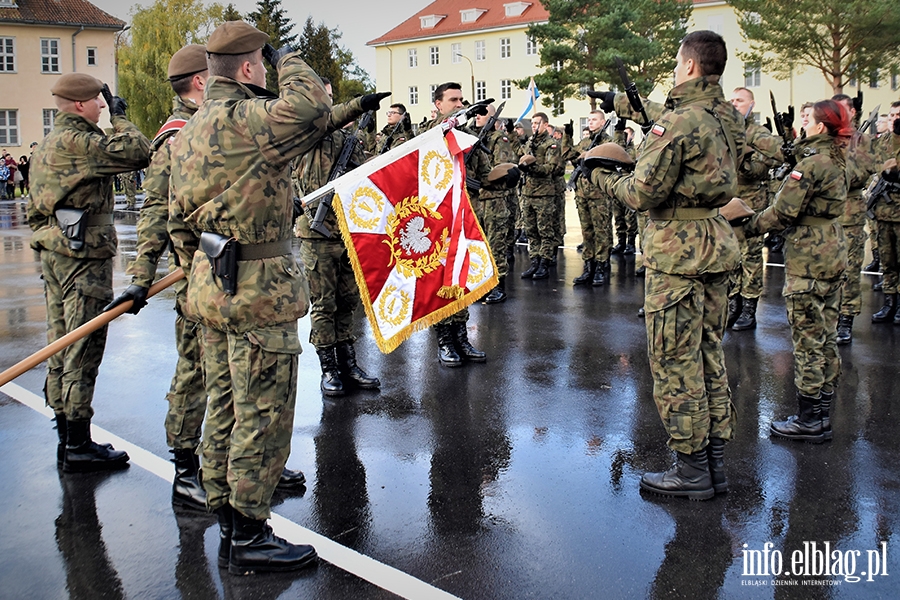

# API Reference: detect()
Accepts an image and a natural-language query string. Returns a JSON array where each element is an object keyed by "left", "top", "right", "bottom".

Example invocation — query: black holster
[
  {"left": 200, "top": 232, "right": 238, "bottom": 295},
  {"left": 55, "top": 208, "right": 87, "bottom": 251}
]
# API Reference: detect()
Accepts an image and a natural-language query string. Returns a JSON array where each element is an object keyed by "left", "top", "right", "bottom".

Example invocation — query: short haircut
[
  {"left": 831, "top": 93, "right": 851, "bottom": 104},
  {"left": 801, "top": 102, "right": 814, "bottom": 111},
  {"left": 433, "top": 82, "right": 462, "bottom": 103},
  {"left": 170, "top": 71, "right": 206, "bottom": 96},
  {"left": 390, "top": 103, "right": 407, "bottom": 114},
  {"left": 207, "top": 50, "right": 258, "bottom": 79},
  {"left": 533, "top": 111, "right": 548, "bottom": 122},
  {"left": 680, "top": 30, "right": 727, "bottom": 77},
  {"left": 589, "top": 109, "right": 605, "bottom": 116},
  {"left": 890, "top": 100, "right": 900, "bottom": 109},
  {"left": 732, "top": 87, "right": 754, "bottom": 100},
  {"left": 320, "top": 76, "right": 331, "bottom": 86}
]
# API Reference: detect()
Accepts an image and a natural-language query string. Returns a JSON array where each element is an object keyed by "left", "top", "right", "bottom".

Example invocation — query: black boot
[
  {"left": 705, "top": 439, "right": 727, "bottom": 494},
  {"left": 863, "top": 249, "right": 880, "bottom": 272},
  {"left": 435, "top": 324, "right": 462, "bottom": 367},
  {"left": 592, "top": 260, "right": 609, "bottom": 286},
  {"left": 453, "top": 322, "right": 486, "bottom": 362},
  {"left": 316, "top": 346, "right": 344, "bottom": 396},
  {"left": 770, "top": 393, "right": 826, "bottom": 443},
  {"left": 276, "top": 468, "right": 307, "bottom": 491},
  {"left": 63, "top": 420, "right": 129, "bottom": 473},
  {"left": 872, "top": 293, "right": 897, "bottom": 323},
  {"left": 55, "top": 412, "right": 67, "bottom": 469},
  {"left": 521, "top": 257, "right": 539, "bottom": 279},
  {"left": 635, "top": 265, "right": 646, "bottom": 277},
  {"left": 516, "top": 229, "right": 527, "bottom": 244},
  {"left": 624, "top": 236, "right": 636, "bottom": 255},
  {"left": 874, "top": 277, "right": 884, "bottom": 291},
  {"left": 336, "top": 341, "right": 380, "bottom": 389},
  {"left": 732, "top": 297, "right": 758, "bottom": 331},
  {"left": 573, "top": 260, "right": 596, "bottom": 285},
  {"left": 726, "top": 295, "right": 743, "bottom": 329},
  {"left": 610, "top": 240, "right": 625, "bottom": 255},
  {"left": 531, "top": 258, "right": 550, "bottom": 280},
  {"left": 836, "top": 314, "right": 853, "bottom": 345},
  {"left": 230, "top": 510, "right": 317, "bottom": 574},
  {"left": 639, "top": 451, "right": 714, "bottom": 500},
  {"left": 484, "top": 277, "right": 507, "bottom": 304},
  {"left": 215, "top": 504, "right": 234, "bottom": 568},
  {"left": 769, "top": 234, "right": 784, "bottom": 253},
  {"left": 894, "top": 307, "right": 900, "bottom": 325},
  {"left": 172, "top": 448, "right": 206, "bottom": 511},
  {"left": 820, "top": 391, "right": 833, "bottom": 441}
]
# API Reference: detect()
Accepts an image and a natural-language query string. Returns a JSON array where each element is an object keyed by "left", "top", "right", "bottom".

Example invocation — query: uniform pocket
[{"left": 645, "top": 283, "right": 693, "bottom": 357}]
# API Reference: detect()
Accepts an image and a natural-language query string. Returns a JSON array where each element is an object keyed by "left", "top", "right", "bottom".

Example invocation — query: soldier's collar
[{"left": 666, "top": 76, "right": 724, "bottom": 108}]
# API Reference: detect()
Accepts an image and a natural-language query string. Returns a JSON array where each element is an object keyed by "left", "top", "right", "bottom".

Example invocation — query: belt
[
  {"left": 648, "top": 207, "right": 718, "bottom": 220},
  {"left": 238, "top": 239, "right": 292, "bottom": 261},
  {"left": 796, "top": 215, "right": 836, "bottom": 226},
  {"left": 50, "top": 213, "right": 114, "bottom": 226}
]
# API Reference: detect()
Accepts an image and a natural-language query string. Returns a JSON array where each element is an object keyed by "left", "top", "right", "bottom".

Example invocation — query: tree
[
  {"left": 732, "top": 0, "right": 900, "bottom": 94},
  {"left": 247, "top": 0, "right": 297, "bottom": 90},
  {"left": 222, "top": 3, "right": 243, "bottom": 21},
  {"left": 523, "top": 0, "right": 692, "bottom": 115},
  {"left": 295, "top": 17, "right": 373, "bottom": 104},
  {"left": 117, "top": 0, "right": 224, "bottom": 136}
]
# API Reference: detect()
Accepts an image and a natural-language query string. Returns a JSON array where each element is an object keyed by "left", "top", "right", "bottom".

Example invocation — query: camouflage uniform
[
  {"left": 123, "top": 171, "right": 138, "bottom": 210},
  {"left": 568, "top": 131, "right": 612, "bottom": 266},
  {"left": 474, "top": 128, "right": 516, "bottom": 279},
  {"left": 872, "top": 133, "right": 900, "bottom": 295},
  {"left": 597, "top": 78, "right": 743, "bottom": 454},
  {"left": 520, "top": 130, "right": 564, "bottom": 260},
  {"left": 375, "top": 122, "right": 412, "bottom": 155},
  {"left": 744, "top": 134, "right": 848, "bottom": 396},
  {"left": 27, "top": 112, "right": 151, "bottom": 420},
  {"left": 128, "top": 96, "right": 204, "bottom": 450},
  {"left": 168, "top": 52, "right": 332, "bottom": 519}
]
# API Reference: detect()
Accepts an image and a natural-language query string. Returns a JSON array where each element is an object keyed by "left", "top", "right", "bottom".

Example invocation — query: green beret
[
  {"left": 168, "top": 44, "right": 208, "bottom": 80},
  {"left": 50, "top": 73, "right": 104, "bottom": 102},
  {"left": 583, "top": 143, "right": 635, "bottom": 172},
  {"left": 207, "top": 21, "right": 269, "bottom": 55}
]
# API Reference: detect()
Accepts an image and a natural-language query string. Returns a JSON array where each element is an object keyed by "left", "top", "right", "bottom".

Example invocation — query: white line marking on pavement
[{"left": 1, "top": 381, "right": 460, "bottom": 600}]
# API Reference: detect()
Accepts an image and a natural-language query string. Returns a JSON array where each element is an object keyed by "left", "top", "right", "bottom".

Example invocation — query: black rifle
[
  {"left": 464, "top": 102, "right": 505, "bottom": 190},
  {"left": 378, "top": 113, "right": 409, "bottom": 155},
  {"left": 615, "top": 57, "right": 652, "bottom": 135},
  {"left": 859, "top": 104, "right": 881, "bottom": 134},
  {"left": 769, "top": 91, "right": 796, "bottom": 168},
  {"left": 568, "top": 122, "right": 612, "bottom": 191},
  {"left": 308, "top": 111, "right": 374, "bottom": 237},
  {"left": 866, "top": 176, "right": 900, "bottom": 212}
]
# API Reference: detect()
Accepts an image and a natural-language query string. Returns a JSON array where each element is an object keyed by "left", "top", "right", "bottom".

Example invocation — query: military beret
[
  {"left": 519, "top": 155, "right": 536, "bottom": 167},
  {"left": 207, "top": 21, "right": 269, "bottom": 55},
  {"left": 720, "top": 197, "right": 755, "bottom": 223},
  {"left": 583, "top": 143, "right": 635, "bottom": 172},
  {"left": 488, "top": 163, "right": 518, "bottom": 183},
  {"left": 168, "top": 44, "right": 208, "bottom": 80},
  {"left": 50, "top": 73, "right": 104, "bottom": 102}
]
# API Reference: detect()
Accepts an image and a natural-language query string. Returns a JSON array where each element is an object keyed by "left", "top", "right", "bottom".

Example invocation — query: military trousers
[
  {"left": 505, "top": 190, "right": 518, "bottom": 254},
  {"left": 41, "top": 251, "right": 112, "bottom": 421},
  {"left": 165, "top": 274, "right": 206, "bottom": 450},
  {"left": 867, "top": 217, "right": 880, "bottom": 265},
  {"left": 299, "top": 238, "right": 360, "bottom": 349},
  {"left": 730, "top": 225, "right": 765, "bottom": 299},
  {"left": 839, "top": 224, "right": 866, "bottom": 316},
  {"left": 474, "top": 195, "right": 511, "bottom": 279},
  {"left": 644, "top": 269, "right": 734, "bottom": 454},
  {"left": 876, "top": 221, "right": 900, "bottom": 294},
  {"left": 555, "top": 191, "right": 566, "bottom": 249},
  {"left": 200, "top": 322, "right": 299, "bottom": 520},
  {"left": 123, "top": 174, "right": 137, "bottom": 210},
  {"left": 612, "top": 197, "right": 637, "bottom": 243},
  {"left": 575, "top": 194, "right": 611, "bottom": 263},
  {"left": 636, "top": 212, "right": 648, "bottom": 268},
  {"left": 522, "top": 194, "right": 559, "bottom": 260},
  {"left": 785, "top": 277, "right": 842, "bottom": 396}
]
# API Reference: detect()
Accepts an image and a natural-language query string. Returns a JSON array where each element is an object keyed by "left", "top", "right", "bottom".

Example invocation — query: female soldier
[{"left": 744, "top": 99, "right": 852, "bottom": 443}]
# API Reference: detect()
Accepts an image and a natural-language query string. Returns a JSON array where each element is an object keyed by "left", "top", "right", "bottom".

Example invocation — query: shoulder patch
[
  {"left": 550, "top": 144, "right": 557, "bottom": 149},
  {"left": 651, "top": 123, "right": 666, "bottom": 136},
  {"left": 790, "top": 170, "right": 803, "bottom": 181}
]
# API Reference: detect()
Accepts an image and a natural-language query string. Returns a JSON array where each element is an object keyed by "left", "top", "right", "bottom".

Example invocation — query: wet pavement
[{"left": 1, "top": 198, "right": 899, "bottom": 599}]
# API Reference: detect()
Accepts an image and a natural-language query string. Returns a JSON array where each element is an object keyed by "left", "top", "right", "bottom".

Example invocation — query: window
[
  {"left": 41, "top": 38, "right": 60, "bottom": 73},
  {"left": 869, "top": 69, "right": 879, "bottom": 89},
  {"left": 500, "top": 79, "right": 511, "bottom": 100},
  {"left": 430, "top": 45, "right": 439, "bottom": 66},
  {"left": 475, "top": 40, "right": 485, "bottom": 61},
  {"left": 460, "top": 9, "right": 486, "bottom": 23},
  {"left": 500, "top": 38, "right": 511, "bottom": 59},
  {"left": 504, "top": 2, "right": 530, "bottom": 17},
  {"left": 87, "top": 47, "right": 97, "bottom": 66},
  {"left": 707, "top": 15, "right": 724, "bottom": 35},
  {"left": 419, "top": 14, "right": 445, "bottom": 29},
  {"left": 475, "top": 81, "right": 486, "bottom": 102},
  {"left": 43, "top": 108, "right": 57, "bottom": 136},
  {"left": 409, "top": 86, "right": 418, "bottom": 105},
  {"left": 0, "top": 110, "right": 19, "bottom": 145},
  {"left": 525, "top": 36, "right": 537, "bottom": 56},
  {"left": 451, "top": 43, "right": 461, "bottom": 64},
  {"left": 0, "top": 37, "right": 15, "bottom": 72},
  {"left": 743, "top": 62, "right": 760, "bottom": 87}
]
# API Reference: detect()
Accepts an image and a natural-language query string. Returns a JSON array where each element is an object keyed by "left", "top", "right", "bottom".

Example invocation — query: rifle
[
  {"left": 378, "top": 113, "right": 409, "bottom": 155},
  {"left": 568, "top": 120, "right": 613, "bottom": 191},
  {"left": 307, "top": 111, "right": 373, "bottom": 237},
  {"left": 467, "top": 101, "right": 506, "bottom": 163},
  {"left": 866, "top": 176, "right": 900, "bottom": 212},
  {"left": 859, "top": 104, "right": 881, "bottom": 134},
  {"left": 769, "top": 91, "right": 796, "bottom": 167},
  {"left": 615, "top": 57, "right": 652, "bottom": 135}
]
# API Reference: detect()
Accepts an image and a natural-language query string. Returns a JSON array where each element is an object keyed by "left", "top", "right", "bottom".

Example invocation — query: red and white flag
[{"left": 302, "top": 126, "right": 497, "bottom": 353}]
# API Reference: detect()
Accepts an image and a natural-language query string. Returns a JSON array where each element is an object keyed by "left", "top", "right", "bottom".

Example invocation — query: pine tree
[{"left": 247, "top": 0, "right": 297, "bottom": 89}]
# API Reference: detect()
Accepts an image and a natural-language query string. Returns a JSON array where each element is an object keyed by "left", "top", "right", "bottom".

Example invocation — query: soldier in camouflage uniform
[
  {"left": 519, "top": 112, "right": 564, "bottom": 280},
  {"left": 376, "top": 103, "right": 412, "bottom": 154},
  {"left": 551, "top": 125, "right": 568, "bottom": 255},
  {"left": 870, "top": 102, "right": 900, "bottom": 325},
  {"left": 27, "top": 73, "right": 150, "bottom": 472},
  {"left": 591, "top": 31, "right": 743, "bottom": 500},
  {"left": 744, "top": 99, "right": 851, "bottom": 443},
  {"left": 122, "top": 170, "right": 138, "bottom": 210},
  {"left": 167, "top": 22, "right": 329, "bottom": 574},
  {"left": 293, "top": 78, "right": 386, "bottom": 396},
  {"left": 610, "top": 123, "right": 638, "bottom": 256}
]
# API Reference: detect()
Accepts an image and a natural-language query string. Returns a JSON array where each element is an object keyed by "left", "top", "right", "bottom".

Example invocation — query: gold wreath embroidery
[
  {"left": 348, "top": 186, "right": 385, "bottom": 231},
  {"left": 466, "top": 244, "right": 489, "bottom": 286},
  {"left": 378, "top": 284, "right": 411, "bottom": 328},
  {"left": 383, "top": 196, "right": 448, "bottom": 278},
  {"left": 420, "top": 150, "right": 453, "bottom": 192}
]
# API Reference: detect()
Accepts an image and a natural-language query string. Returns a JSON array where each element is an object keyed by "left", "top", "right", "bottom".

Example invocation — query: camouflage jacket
[
  {"left": 168, "top": 52, "right": 333, "bottom": 333},
  {"left": 27, "top": 112, "right": 151, "bottom": 259},
  {"left": 375, "top": 122, "right": 413, "bottom": 154},
  {"left": 737, "top": 121, "right": 782, "bottom": 211},
  {"left": 127, "top": 96, "right": 198, "bottom": 287},
  {"left": 520, "top": 130, "right": 564, "bottom": 197},
  {"left": 869, "top": 133, "right": 900, "bottom": 222},
  {"left": 570, "top": 131, "right": 610, "bottom": 199},
  {"left": 597, "top": 77, "right": 743, "bottom": 276},
  {"left": 839, "top": 131, "right": 880, "bottom": 226},
  {"left": 485, "top": 129, "right": 517, "bottom": 164},
  {"left": 744, "top": 134, "right": 848, "bottom": 282},
  {"left": 460, "top": 124, "right": 494, "bottom": 200}
]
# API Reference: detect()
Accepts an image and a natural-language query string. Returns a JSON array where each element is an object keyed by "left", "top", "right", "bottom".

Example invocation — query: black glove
[
  {"left": 779, "top": 106, "right": 794, "bottom": 131},
  {"left": 470, "top": 104, "right": 489, "bottom": 117},
  {"left": 465, "top": 175, "right": 482, "bottom": 191},
  {"left": 361, "top": 91, "right": 391, "bottom": 112},
  {"left": 586, "top": 90, "right": 616, "bottom": 113},
  {"left": 104, "top": 284, "right": 148, "bottom": 315},
  {"left": 504, "top": 166, "right": 521, "bottom": 188},
  {"left": 110, "top": 96, "right": 128, "bottom": 117},
  {"left": 505, "top": 119, "right": 515, "bottom": 134},
  {"left": 518, "top": 161, "right": 534, "bottom": 173},
  {"left": 764, "top": 117, "right": 773, "bottom": 133},
  {"left": 564, "top": 120, "right": 574, "bottom": 138},
  {"left": 615, "top": 117, "right": 627, "bottom": 132},
  {"left": 101, "top": 84, "right": 114, "bottom": 108},
  {"left": 262, "top": 43, "right": 294, "bottom": 70},
  {"left": 894, "top": 117, "right": 900, "bottom": 135},
  {"left": 853, "top": 91, "right": 863, "bottom": 115}
]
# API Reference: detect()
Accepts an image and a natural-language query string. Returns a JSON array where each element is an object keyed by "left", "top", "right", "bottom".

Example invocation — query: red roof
[
  {"left": 367, "top": 0, "right": 549, "bottom": 46},
  {"left": 0, "top": 0, "right": 125, "bottom": 29}
]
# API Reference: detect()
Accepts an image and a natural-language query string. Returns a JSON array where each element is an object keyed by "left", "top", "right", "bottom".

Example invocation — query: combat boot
[
  {"left": 230, "top": 510, "right": 317, "bottom": 574},
  {"left": 706, "top": 438, "right": 727, "bottom": 494},
  {"left": 63, "top": 420, "right": 129, "bottom": 472},
  {"left": 726, "top": 295, "right": 743, "bottom": 329},
  {"left": 610, "top": 239, "right": 625, "bottom": 255},
  {"left": 820, "top": 390, "right": 833, "bottom": 441},
  {"left": 521, "top": 257, "right": 539, "bottom": 279},
  {"left": 435, "top": 324, "right": 462, "bottom": 367},
  {"left": 770, "top": 393, "right": 826, "bottom": 443},
  {"left": 863, "top": 249, "right": 880, "bottom": 272},
  {"left": 732, "top": 297, "right": 758, "bottom": 331},
  {"left": 453, "top": 322, "right": 486, "bottom": 362},
  {"left": 836, "top": 315, "right": 853, "bottom": 344},
  {"left": 172, "top": 448, "right": 206, "bottom": 511},
  {"left": 532, "top": 258, "right": 550, "bottom": 280},
  {"left": 624, "top": 236, "right": 636, "bottom": 255},
  {"left": 215, "top": 504, "right": 234, "bottom": 568},
  {"left": 592, "top": 260, "right": 609, "bottom": 286},
  {"left": 336, "top": 341, "right": 380, "bottom": 389},
  {"left": 316, "top": 346, "right": 344, "bottom": 396},
  {"left": 484, "top": 277, "right": 507, "bottom": 304},
  {"left": 872, "top": 293, "right": 897, "bottom": 323},
  {"left": 639, "top": 451, "right": 714, "bottom": 500},
  {"left": 276, "top": 468, "right": 306, "bottom": 491},
  {"left": 573, "top": 260, "right": 596, "bottom": 285},
  {"left": 894, "top": 308, "right": 900, "bottom": 325},
  {"left": 55, "top": 412, "right": 67, "bottom": 469},
  {"left": 635, "top": 265, "right": 646, "bottom": 277}
]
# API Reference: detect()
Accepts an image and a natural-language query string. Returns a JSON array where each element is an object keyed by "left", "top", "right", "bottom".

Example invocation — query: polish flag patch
[
  {"left": 651, "top": 123, "right": 666, "bottom": 136},
  {"left": 790, "top": 170, "right": 803, "bottom": 181}
]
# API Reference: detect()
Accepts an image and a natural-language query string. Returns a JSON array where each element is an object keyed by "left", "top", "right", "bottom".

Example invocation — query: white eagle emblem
[{"left": 399, "top": 216, "right": 432, "bottom": 254}]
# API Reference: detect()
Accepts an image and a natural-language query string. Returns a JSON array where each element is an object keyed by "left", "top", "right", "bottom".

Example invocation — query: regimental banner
[{"left": 302, "top": 126, "right": 497, "bottom": 353}]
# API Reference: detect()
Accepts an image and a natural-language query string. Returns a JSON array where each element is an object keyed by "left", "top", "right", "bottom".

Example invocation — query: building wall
[{"left": 0, "top": 23, "right": 119, "bottom": 149}]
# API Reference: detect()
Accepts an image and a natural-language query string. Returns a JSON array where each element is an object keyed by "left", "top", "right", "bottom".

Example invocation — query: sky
[{"left": 89, "top": 0, "right": 431, "bottom": 78}]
